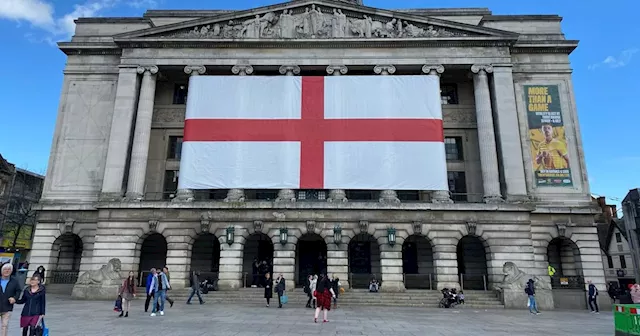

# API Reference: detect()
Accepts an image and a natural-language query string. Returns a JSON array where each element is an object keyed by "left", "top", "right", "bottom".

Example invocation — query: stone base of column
[
  {"left": 506, "top": 194, "right": 531, "bottom": 203},
  {"left": 276, "top": 189, "right": 296, "bottom": 202},
  {"left": 172, "top": 189, "right": 194, "bottom": 202},
  {"left": 99, "top": 192, "right": 123, "bottom": 202},
  {"left": 124, "top": 191, "right": 143, "bottom": 202},
  {"left": 380, "top": 281, "right": 406, "bottom": 292},
  {"left": 379, "top": 190, "right": 400, "bottom": 203},
  {"left": 501, "top": 288, "right": 554, "bottom": 310},
  {"left": 224, "top": 189, "right": 245, "bottom": 202},
  {"left": 217, "top": 279, "right": 242, "bottom": 291},
  {"left": 483, "top": 195, "right": 504, "bottom": 204},
  {"left": 327, "top": 189, "right": 348, "bottom": 202},
  {"left": 431, "top": 190, "right": 453, "bottom": 203}
]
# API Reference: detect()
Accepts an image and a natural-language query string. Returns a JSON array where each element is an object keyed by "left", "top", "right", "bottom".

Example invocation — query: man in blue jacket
[
  {"left": 149, "top": 268, "right": 171, "bottom": 317},
  {"left": 144, "top": 268, "right": 156, "bottom": 312},
  {"left": 588, "top": 280, "right": 599, "bottom": 313}
]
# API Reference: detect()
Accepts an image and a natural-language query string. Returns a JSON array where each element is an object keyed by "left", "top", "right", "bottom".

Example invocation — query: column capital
[
  {"left": 374, "top": 65, "right": 396, "bottom": 75},
  {"left": 326, "top": 65, "right": 348, "bottom": 76},
  {"left": 421, "top": 64, "right": 445, "bottom": 76},
  {"left": 471, "top": 64, "right": 493, "bottom": 75},
  {"left": 279, "top": 65, "right": 301, "bottom": 76},
  {"left": 184, "top": 65, "right": 206, "bottom": 76},
  {"left": 231, "top": 64, "right": 254, "bottom": 76},
  {"left": 136, "top": 65, "right": 158, "bottom": 75}
]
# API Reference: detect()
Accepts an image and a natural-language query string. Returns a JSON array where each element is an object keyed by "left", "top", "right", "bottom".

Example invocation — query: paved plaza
[{"left": 5, "top": 295, "right": 613, "bottom": 335}]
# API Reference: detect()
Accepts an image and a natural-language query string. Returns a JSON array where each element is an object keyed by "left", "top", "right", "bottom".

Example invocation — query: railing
[
  {"left": 349, "top": 273, "right": 382, "bottom": 289},
  {"left": 459, "top": 274, "right": 488, "bottom": 291},
  {"left": 550, "top": 275, "right": 585, "bottom": 289},
  {"left": 403, "top": 273, "right": 434, "bottom": 290},
  {"left": 49, "top": 270, "right": 80, "bottom": 284}
]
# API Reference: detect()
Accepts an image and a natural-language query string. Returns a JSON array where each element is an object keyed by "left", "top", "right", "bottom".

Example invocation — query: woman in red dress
[{"left": 313, "top": 273, "right": 336, "bottom": 323}]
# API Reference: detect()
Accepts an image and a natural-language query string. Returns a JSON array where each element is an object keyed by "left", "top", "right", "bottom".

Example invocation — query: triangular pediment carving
[{"left": 115, "top": 0, "right": 517, "bottom": 41}]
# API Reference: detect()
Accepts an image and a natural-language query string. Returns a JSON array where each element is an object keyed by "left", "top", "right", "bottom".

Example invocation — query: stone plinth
[
  {"left": 72, "top": 284, "right": 121, "bottom": 300},
  {"left": 501, "top": 289, "right": 554, "bottom": 310}
]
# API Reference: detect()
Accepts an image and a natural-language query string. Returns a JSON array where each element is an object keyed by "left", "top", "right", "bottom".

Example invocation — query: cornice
[
  {"left": 511, "top": 40, "right": 578, "bottom": 54},
  {"left": 58, "top": 42, "right": 122, "bottom": 56}
]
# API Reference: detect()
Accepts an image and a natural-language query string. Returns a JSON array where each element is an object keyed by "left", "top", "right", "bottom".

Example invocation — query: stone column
[
  {"left": 471, "top": 64, "right": 503, "bottom": 203},
  {"left": 490, "top": 64, "right": 529, "bottom": 202},
  {"left": 223, "top": 65, "right": 254, "bottom": 202},
  {"left": 373, "top": 65, "right": 400, "bottom": 203},
  {"left": 100, "top": 65, "right": 141, "bottom": 200},
  {"left": 380, "top": 238, "right": 406, "bottom": 292},
  {"left": 422, "top": 65, "right": 454, "bottom": 203},
  {"left": 273, "top": 240, "right": 295, "bottom": 286},
  {"left": 165, "top": 234, "right": 190, "bottom": 288},
  {"left": 431, "top": 236, "right": 461, "bottom": 289},
  {"left": 325, "top": 65, "right": 349, "bottom": 203},
  {"left": 174, "top": 65, "right": 207, "bottom": 203},
  {"left": 275, "top": 65, "right": 301, "bottom": 203},
  {"left": 326, "top": 234, "right": 350, "bottom": 289},
  {"left": 125, "top": 66, "right": 158, "bottom": 201}
]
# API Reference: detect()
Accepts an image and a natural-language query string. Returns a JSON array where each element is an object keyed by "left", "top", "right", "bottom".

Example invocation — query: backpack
[{"left": 524, "top": 287, "right": 531, "bottom": 295}]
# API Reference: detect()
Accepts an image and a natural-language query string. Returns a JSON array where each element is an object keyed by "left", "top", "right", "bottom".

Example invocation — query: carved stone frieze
[
  {"left": 442, "top": 109, "right": 476, "bottom": 124},
  {"left": 359, "top": 220, "right": 369, "bottom": 233},
  {"left": 253, "top": 220, "right": 264, "bottom": 232},
  {"left": 152, "top": 107, "right": 186, "bottom": 123},
  {"left": 149, "top": 220, "right": 159, "bottom": 232},
  {"left": 306, "top": 220, "right": 316, "bottom": 233},
  {"left": 466, "top": 220, "right": 477, "bottom": 236},
  {"left": 412, "top": 221, "right": 422, "bottom": 235},
  {"left": 157, "top": 5, "right": 469, "bottom": 40}
]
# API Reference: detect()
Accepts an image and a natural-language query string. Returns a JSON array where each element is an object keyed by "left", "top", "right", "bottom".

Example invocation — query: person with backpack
[
  {"left": 525, "top": 279, "right": 540, "bottom": 315},
  {"left": 588, "top": 280, "right": 599, "bottom": 313}
]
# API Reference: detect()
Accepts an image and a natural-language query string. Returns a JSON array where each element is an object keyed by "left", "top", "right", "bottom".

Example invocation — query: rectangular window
[
  {"left": 444, "top": 137, "right": 464, "bottom": 160},
  {"left": 620, "top": 255, "right": 627, "bottom": 269},
  {"left": 447, "top": 171, "right": 467, "bottom": 202},
  {"left": 167, "top": 136, "right": 183, "bottom": 160},
  {"left": 616, "top": 232, "right": 622, "bottom": 243},
  {"left": 346, "top": 190, "right": 380, "bottom": 201},
  {"left": 162, "top": 170, "right": 179, "bottom": 200},
  {"left": 397, "top": 191, "right": 420, "bottom": 201},
  {"left": 173, "top": 84, "right": 188, "bottom": 105},
  {"left": 254, "top": 190, "right": 278, "bottom": 201},
  {"left": 297, "top": 190, "right": 327, "bottom": 201},
  {"left": 440, "top": 84, "right": 459, "bottom": 105},
  {"left": 607, "top": 256, "right": 614, "bottom": 269}
]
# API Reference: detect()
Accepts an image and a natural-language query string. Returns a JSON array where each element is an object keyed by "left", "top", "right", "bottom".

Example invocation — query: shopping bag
[
  {"left": 114, "top": 295, "right": 122, "bottom": 312},
  {"left": 280, "top": 295, "right": 288, "bottom": 304},
  {"left": 527, "top": 299, "right": 530, "bottom": 307},
  {"left": 41, "top": 318, "right": 49, "bottom": 336}
]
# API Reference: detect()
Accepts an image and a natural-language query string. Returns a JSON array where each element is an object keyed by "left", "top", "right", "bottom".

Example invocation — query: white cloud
[
  {"left": 0, "top": 0, "right": 55, "bottom": 28},
  {"left": 589, "top": 48, "right": 639, "bottom": 70}
]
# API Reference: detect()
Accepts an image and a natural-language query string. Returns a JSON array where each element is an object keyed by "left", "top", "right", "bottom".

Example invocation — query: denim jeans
[
  {"left": 187, "top": 288, "right": 203, "bottom": 304},
  {"left": 528, "top": 295, "right": 539, "bottom": 313},
  {"left": 152, "top": 289, "right": 167, "bottom": 313}
]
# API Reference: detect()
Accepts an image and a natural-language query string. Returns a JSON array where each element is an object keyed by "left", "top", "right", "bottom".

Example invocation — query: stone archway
[
  {"left": 457, "top": 235, "right": 488, "bottom": 290},
  {"left": 242, "top": 232, "right": 274, "bottom": 287},
  {"left": 547, "top": 237, "right": 584, "bottom": 288},
  {"left": 50, "top": 233, "right": 83, "bottom": 284},
  {"left": 348, "top": 233, "right": 380, "bottom": 289},
  {"left": 295, "top": 233, "right": 327, "bottom": 286},
  {"left": 190, "top": 233, "right": 221, "bottom": 282},
  {"left": 138, "top": 233, "right": 168, "bottom": 281},
  {"left": 402, "top": 234, "right": 435, "bottom": 289}
]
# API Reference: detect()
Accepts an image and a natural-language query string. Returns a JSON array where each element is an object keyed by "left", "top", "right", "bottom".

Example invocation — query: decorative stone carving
[
  {"left": 359, "top": 220, "right": 369, "bottom": 233},
  {"left": 200, "top": 212, "right": 212, "bottom": 233},
  {"left": 421, "top": 64, "right": 445, "bottom": 76},
  {"left": 253, "top": 220, "right": 264, "bottom": 232},
  {"left": 379, "top": 189, "right": 400, "bottom": 203},
  {"left": 431, "top": 190, "right": 453, "bottom": 204},
  {"left": 231, "top": 64, "right": 254, "bottom": 76},
  {"left": 152, "top": 108, "right": 186, "bottom": 123},
  {"left": 76, "top": 258, "right": 122, "bottom": 285},
  {"left": 279, "top": 65, "right": 301, "bottom": 76},
  {"left": 184, "top": 65, "right": 206, "bottom": 76},
  {"left": 494, "top": 262, "right": 552, "bottom": 292},
  {"left": 556, "top": 222, "right": 567, "bottom": 237},
  {"left": 374, "top": 65, "right": 396, "bottom": 75},
  {"left": 327, "top": 189, "right": 348, "bottom": 202},
  {"left": 224, "top": 189, "right": 246, "bottom": 202},
  {"left": 149, "top": 220, "right": 159, "bottom": 232},
  {"left": 160, "top": 6, "right": 469, "bottom": 40},
  {"left": 413, "top": 221, "right": 422, "bottom": 234},
  {"left": 306, "top": 221, "right": 316, "bottom": 233},
  {"left": 442, "top": 109, "right": 476, "bottom": 124},
  {"left": 466, "top": 220, "right": 477, "bottom": 236},
  {"left": 471, "top": 64, "right": 494, "bottom": 74},
  {"left": 136, "top": 65, "right": 159, "bottom": 75},
  {"left": 276, "top": 189, "right": 297, "bottom": 202},
  {"left": 326, "top": 65, "right": 348, "bottom": 76},
  {"left": 62, "top": 218, "right": 75, "bottom": 234}
]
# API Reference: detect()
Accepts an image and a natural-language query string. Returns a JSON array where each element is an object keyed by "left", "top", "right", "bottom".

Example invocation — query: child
[{"left": 459, "top": 291, "right": 465, "bottom": 304}]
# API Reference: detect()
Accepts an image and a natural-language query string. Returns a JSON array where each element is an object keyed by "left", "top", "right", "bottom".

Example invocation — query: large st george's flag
[{"left": 178, "top": 75, "right": 448, "bottom": 191}]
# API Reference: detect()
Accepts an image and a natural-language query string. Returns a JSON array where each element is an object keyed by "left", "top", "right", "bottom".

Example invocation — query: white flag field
[{"left": 178, "top": 75, "right": 448, "bottom": 190}]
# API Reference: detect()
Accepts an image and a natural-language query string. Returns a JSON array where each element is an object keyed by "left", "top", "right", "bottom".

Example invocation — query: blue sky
[{"left": 0, "top": 0, "right": 638, "bottom": 206}]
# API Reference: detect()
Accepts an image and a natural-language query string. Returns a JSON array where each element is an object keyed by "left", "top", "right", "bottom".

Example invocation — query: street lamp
[
  {"left": 333, "top": 225, "right": 342, "bottom": 245},
  {"left": 280, "top": 227, "right": 288, "bottom": 246},
  {"left": 226, "top": 226, "right": 235, "bottom": 246},
  {"left": 387, "top": 227, "right": 396, "bottom": 247}
]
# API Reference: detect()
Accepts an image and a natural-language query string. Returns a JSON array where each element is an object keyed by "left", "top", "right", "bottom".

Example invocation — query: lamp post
[
  {"left": 387, "top": 227, "right": 396, "bottom": 247},
  {"left": 226, "top": 226, "right": 235, "bottom": 246},
  {"left": 333, "top": 225, "right": 342, "bottom": 245},
  {"left": 280, "top": 227, "right": 288, "bottom": 246}
]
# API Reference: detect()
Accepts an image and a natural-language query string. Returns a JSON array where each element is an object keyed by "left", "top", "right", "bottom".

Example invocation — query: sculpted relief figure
[
  {"left": 76, "top": 258, "right": 122, "bottom": 285},
  {"left": 280, "top": 9, "right": 295, "bottom": 38},
  {"left": 493, "top": 262, "right": 552, "bottom": 292}
]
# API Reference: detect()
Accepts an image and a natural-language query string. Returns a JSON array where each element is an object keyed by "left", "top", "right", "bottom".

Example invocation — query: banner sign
[{"left": 525, "top": 85, "right": 572, "bottom": 187}]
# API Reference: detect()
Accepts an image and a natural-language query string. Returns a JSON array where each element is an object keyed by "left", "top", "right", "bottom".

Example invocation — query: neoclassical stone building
[{"left": 32, "top": 0, "right": 604, "bottom": 304}]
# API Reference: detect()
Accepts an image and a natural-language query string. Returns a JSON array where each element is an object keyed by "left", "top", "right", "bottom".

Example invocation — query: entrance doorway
[{"left": 296, "top": 233, "right": 327, "bottom": 286}]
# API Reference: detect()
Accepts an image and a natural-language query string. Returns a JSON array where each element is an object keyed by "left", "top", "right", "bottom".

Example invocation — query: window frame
[
  {"left": 173, "top": 83, "right": 188, "bottom": 105},
  {"left": 444, "top": 137, "right": 464, "bottom": 161},
  {"left": 167, "top": 136, "right": 183, "bottom": 160}
]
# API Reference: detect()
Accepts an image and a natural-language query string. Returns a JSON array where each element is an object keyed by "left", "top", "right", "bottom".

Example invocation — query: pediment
[{"left": 114, "top": 0, "right": 517, "bottom": 41}]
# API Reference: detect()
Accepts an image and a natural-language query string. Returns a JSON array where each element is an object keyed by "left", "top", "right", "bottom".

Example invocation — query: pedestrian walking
[
  {"left": 0, "top": 263, "right": 23, "bottom": 336},
  {"left": 331, "top": 274, "right": 340, "bottom": 309},
  {"left": 525, "top": 278, "right": 540, "bottom": 315},
  {"left": 149, "top": 268, "right": 171, "bottom": 317},
  {"left": 32, "top": 266, "right": 45, "bottom": 285},
  {"left": 144, "top": 268, "right": 156, "bottom": 312},
  {"left": 162, "top": 267, "right": 175, "bottom": 308},
  {"left": 275, "top": 274, "right": 286, "bottom": 308},
  {"left": 186, "top": 271, "right": 205, "bottom": 305},
  {"left": 118, "top": 271, "right": 136, "bottom": 317},
  {"left": 16, "top": 276, "right": 46, "bottom": 336},
  {"left": 251, "top": 259, "right": 260, "bottom": 288},
  {"left": 311, "top": 275, "right": 317, "bottom": 309},
  {"left": 264, "top": 272, "right": 273, "bottom": 307},
  {"left": 587, "top": 281, "right": 599, "bottom": 313},
  {"left": 304, "top": 275, "right": 313, "bottom": 308},
  {"left": 313, "top": 273, "right": 336, "bottom": 323}
]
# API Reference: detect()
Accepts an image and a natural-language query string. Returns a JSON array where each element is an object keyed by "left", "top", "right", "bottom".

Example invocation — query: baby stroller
[{"left": 439, "top": 288, "right": 458, "bottom": 308}]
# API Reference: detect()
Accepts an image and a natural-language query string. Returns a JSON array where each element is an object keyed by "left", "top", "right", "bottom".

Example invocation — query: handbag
[
  {"left": 280, "top": 295, "right": 288, "bottom": 304},
  {"left": 114, "top": 295, "right": 123, "bottom": 312},
  {"left": 32, "top": 317, "right": 48, "bottom": 336}
]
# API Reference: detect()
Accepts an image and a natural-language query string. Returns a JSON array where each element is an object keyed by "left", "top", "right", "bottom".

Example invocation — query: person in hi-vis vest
[{"left": 548, "top": 265, "right": 556, "bottom": 277}]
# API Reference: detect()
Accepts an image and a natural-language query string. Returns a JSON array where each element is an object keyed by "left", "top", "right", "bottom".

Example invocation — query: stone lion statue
[
  {"left": 76, "top": 258, "right": 122, "bottom": 285},
  {"left": 493, "top": 261, "right": 552, "bottom": 292}
]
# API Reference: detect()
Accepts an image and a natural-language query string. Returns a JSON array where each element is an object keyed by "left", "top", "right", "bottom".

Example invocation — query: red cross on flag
[{"left": 178, "top": 75, "right": 448, "bottom": 190}]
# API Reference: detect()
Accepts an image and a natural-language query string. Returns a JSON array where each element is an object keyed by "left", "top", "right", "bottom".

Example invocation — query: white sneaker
[
  {"left": 150, "top": 313, "right": 156, "bottom": 317},
  {"left": 160, "top": 311, "right": 164, "bottom": 316}
]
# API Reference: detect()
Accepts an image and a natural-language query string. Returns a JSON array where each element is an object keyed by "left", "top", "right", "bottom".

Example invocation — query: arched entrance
[
  {"left": 457, "top": 235, "right": 488, "bottom": 290},
  {"left": 139, "top": 233, "right": 168, "bottom": 281},
  {"left": 296, "top": 233, "right": 327, "bottom": 286},
  {"left": 547, "top": 237, "right": 584, "bottom": 288},
  {"left": 190, "top": 234, "right": 221, "bottom": 282},
  {"left": 402, "top": 235, "right": 434, "bottom": 289},
  {"left": 242, "top": 233, "right": 274, "bottom": 287},
  {"left": 50, "top": 233, "right": 83, "bottom": 284},
  {"left": 348, "top": 233, "right": 380, "bottom": 289}
]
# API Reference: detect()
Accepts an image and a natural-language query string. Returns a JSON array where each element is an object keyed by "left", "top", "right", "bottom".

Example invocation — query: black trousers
[
  {"left": 306, "top": 292, "right": 312, "bottom": 307},
  {"left": 589, "top": 296, "right": 599, "bottom": 312},
  {"left": 145, "top": 292, "right": 154, "bottom": 312},
  {"left": 278, "top": 292, "right": 282, "bottom": 307}
]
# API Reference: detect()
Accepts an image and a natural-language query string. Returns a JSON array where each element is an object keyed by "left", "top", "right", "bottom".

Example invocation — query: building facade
[{"left": 31, "top": 0, "right": 604, "bottom": 303}]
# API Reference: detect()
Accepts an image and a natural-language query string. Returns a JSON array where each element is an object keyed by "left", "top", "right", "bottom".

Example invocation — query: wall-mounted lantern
[
  {"left": 333, "top": 225, "right": 343, "bottom": 245},
  {"left": 387, "top": 227, "right": 397, "bottom": 247},
  {"left": 280, "top": 227, "right": 289, "bottom": 246},
  {"left": 226, "top": 226, "right": 235, "bottom": 246}
]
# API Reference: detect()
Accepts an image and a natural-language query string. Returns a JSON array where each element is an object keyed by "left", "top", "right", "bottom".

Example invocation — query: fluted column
[
  {"left": 275, "top": 65, "right": 301, "bottom": 202},
  {"left": 471, "top": 64, "right": 503, "bottom": 203},
  {"left": 125, "top": 65, "right": 158, "bottom": 201},
  {"left": 422, "top": 65, "right": 454, "bottom": 204},
  {"left": 325, "top": 65, "right": 349, "bottom": 202},
  {"left": 224, "top": 65, "right": 254, "bottom": 202},
  {"left": 373, "top": 65, "right": 400, "bottom": 203},
  {"left": 174, "top": 65, "right": 206, "bottom": 203},
  {"left": 100, "top": 65, "right": 141, "bottom": 201}
]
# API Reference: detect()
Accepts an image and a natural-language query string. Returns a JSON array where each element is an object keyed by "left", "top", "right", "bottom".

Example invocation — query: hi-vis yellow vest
[{"left": 548, "top": 265, "right": 556, "bottom": 276}]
